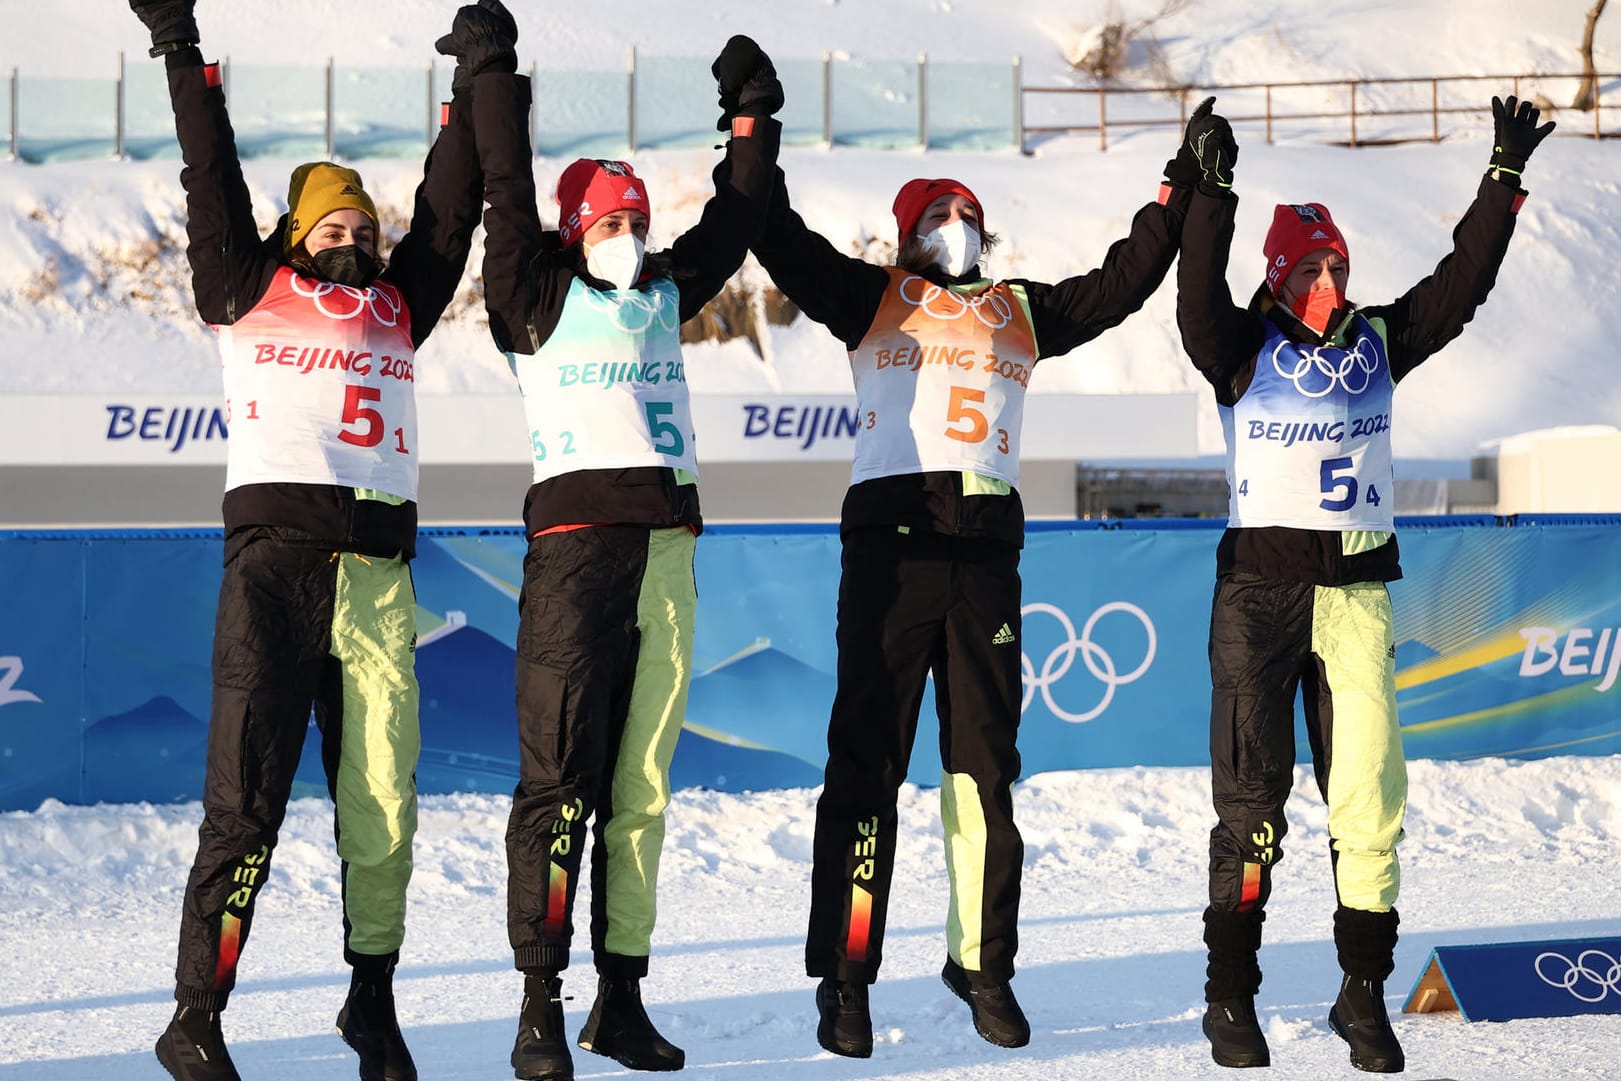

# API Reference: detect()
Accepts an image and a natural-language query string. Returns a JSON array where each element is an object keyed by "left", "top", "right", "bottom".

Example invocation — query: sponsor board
[{"left": 0, "top": 392, "right": 1198, "bottom": 466}]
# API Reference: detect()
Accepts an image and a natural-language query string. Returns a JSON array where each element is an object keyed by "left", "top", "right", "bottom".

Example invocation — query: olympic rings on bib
[
  {"left": 581, "top": 283, "right": 680, "bottom": 335},
  {"left": 290, "top": 275, "right": 403, "bottom": 327},
  {"left": 1271, "top": 334, "right": 1382, "bottom": 398},
  {"left": 897, "top": 275, "right": 1014, "bottom": 330}
]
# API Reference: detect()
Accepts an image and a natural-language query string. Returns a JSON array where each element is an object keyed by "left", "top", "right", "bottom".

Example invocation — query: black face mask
[{"left": 307, "top": 244, "right": 381, "bottom": 288}]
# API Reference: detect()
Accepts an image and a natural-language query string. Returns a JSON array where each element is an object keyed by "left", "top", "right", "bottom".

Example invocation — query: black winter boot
[
  {"left": 1329, "top": 975, "right": 1405, "bottom": 1073},
  {"left": 1330, "top": 906, "right": 1404, "bottom": 1072},
  {"left": 155, "top": 1005, "right": 241, "bottom": 1081},
  {"left": 576, "top": 975, "right": 685, "bottom": 1071},
  {"left": 1201, "top": 908, "right": 1268, "bottom": 1067},
  {"left": 512, "top": 973, "right": 573, "bottom": 1081},
  {"left": 941, "top": 958, "right": 1031, "bottom": 1049},
  {"left": 1202, "top": 997, "right": 1270, "bottom": 1068},
  {"left": 814, "top": 977, "right": 872, "bottom": 1058},
  {"left": 336, "top": 963, "right": 418, "bottom": 1081}
]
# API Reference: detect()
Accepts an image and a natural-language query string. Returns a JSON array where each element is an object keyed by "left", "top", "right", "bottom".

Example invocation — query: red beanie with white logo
[
  {"left": 555, "top": 158, "right": 649, "bottom": 247},
  {"left": 892, "top": 177, "right": 984, "bottom": 245},
  {"left": 1263, "top": 203, "right": 1349, "bottom": 294}
]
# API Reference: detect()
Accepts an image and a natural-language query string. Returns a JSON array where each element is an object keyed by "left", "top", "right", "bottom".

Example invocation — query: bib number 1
[{"left": 338, "top": 384, "right": 410, "bottom": 454}]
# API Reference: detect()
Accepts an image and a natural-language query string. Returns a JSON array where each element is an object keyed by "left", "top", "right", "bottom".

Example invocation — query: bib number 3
[{"left": 944, "top": 385, "right": 1010, "bottom": 453}]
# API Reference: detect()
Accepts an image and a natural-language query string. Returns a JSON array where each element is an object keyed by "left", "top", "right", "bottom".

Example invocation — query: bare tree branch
[{"left": 1574, "top": 0, "right": 1609, "bottom": 111}]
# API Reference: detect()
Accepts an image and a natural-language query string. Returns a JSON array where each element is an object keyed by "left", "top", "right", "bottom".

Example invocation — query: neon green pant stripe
[
  {"left": 602, "top": 527, "right": 696, "bottom": 958},
  {"left": 1312, "top": 582, "right": 1406, "bottom": 912},
  {"left": 942, "top": 770, "right": 990, "bottom": 970},
  {"left": 330, "top": 553, "right": 421, "bottom": 955}
]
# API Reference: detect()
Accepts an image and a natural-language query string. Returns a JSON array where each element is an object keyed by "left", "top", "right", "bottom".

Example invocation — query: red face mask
[{"left": 1289, "top": 285, "right": 1345, "bottom": 334}]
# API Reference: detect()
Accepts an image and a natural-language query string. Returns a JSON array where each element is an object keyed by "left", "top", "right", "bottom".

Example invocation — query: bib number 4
[{"left": 1318, "top": 456, "right": 1380, "bottom": 511}]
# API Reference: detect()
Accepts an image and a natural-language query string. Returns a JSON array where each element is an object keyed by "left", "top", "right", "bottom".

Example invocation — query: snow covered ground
[{"left": 3, "top": 756, "right": 1619, "bottom": 1079}]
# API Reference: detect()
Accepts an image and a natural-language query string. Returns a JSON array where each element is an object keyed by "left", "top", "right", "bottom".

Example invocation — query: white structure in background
[{"left": 1480, "top": 426, "right": 1621, "bottom": 514}]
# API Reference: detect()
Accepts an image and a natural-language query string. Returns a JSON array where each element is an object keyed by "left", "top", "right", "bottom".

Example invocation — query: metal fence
[
  {"left": 2, "top": 51, "right": 1022, "bottom": 163},
  {"left": 1021, "top": 72, "right": 1617, "bottom": 151},
  {"left": 3, "top": 58, "right": 1611, "bottom": 163}
]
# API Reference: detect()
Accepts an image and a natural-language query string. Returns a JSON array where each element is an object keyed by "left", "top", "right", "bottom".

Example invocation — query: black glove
[
  {"left": 713, "top": 34, "right": 784, "bottom": 132},
  {"left": 129, "top": 0, "right": 199, "bottom": 57},
  {"left": 1164, "top": 96, "right": 1237, "bottom": 194},
  {"left": 435, "top": 0, "right": 519, "bottom": 96},
  {"left": 1490, "top": 94, "right": 1555, "bottom": 179}
]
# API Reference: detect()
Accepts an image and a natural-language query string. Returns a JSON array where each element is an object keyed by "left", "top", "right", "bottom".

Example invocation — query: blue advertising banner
[{"left": 0, "top": 518, "right": 1617, "bottom": 810}]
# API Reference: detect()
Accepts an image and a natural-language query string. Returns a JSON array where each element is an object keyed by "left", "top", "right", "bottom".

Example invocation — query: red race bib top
[{"left": 216, "top": 268, "right": 419, "bottom": 499}]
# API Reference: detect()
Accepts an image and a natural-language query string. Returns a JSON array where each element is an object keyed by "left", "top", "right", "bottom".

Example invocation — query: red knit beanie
[
  {"left": 1263, "top": 203, "right": 1349, "bottom": 294},
  {"left": 892, "top": 177, "right": 984, "bottom": 245},
  {"left": 555, "top": 158, "right": 649, "bottom": 247}
]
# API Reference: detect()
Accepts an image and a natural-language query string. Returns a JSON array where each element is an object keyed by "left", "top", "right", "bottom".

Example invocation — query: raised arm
[
  {"left": 131, "top": 1, "right": 279, "bottom": 325},
  {"left": 384, "top": 2, "right": 514, "bottom": 348},
  {"left": 1019, "top": 99, "right": 1244, "bottom": 362},
  {"left": 1015, "top": 187, "right": 1189, "bottom": 361},
  {"left": 1176, "top": 189, "right": 1266, "bottom": 404},
  {"left": 751, "top": 171, "right": 891, "bottom": 351},
  {"left": 471, "top": 69, "right": 550, "bottom": 356},
  {"left": 666, "top": 37, "right": 786, "bottom": 322},
  {"left": 1368, "top": 96, "right": 1550, "bottom": 382}
]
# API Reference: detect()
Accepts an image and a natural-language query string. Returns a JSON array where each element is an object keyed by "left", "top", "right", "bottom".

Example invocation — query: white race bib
[
  {"left": 1222, "top": 314, "right": 1396, "bottom": 531},
  {"left": 848, "top": 271, "right": 1037, "bottom": 488},
  {"left": 511, "top": 278, "right": 698, "bottom": 484},
  {"left": 217, "top": 269, "right": 419, "bottom": 499}
]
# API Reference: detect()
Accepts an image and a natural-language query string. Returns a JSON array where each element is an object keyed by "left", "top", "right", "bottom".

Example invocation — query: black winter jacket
[{"left": 1176, "top": 174, "right": 1524, "bottom": 585}]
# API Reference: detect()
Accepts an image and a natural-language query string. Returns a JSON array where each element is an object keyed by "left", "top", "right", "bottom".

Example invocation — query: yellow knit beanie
[{"left": 284, "top": 162, "right": 379, "bottom": 254}]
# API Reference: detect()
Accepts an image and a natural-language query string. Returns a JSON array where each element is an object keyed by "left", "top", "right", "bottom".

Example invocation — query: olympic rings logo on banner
[
  {"left": 1271, "top": 334, "right": 1381, "bottom": 398},
  {"left": 897, "top": 275, "right": 1013, "bottom": 329},
  {"left": 1020, "top": 601, "right": 1157, "bottom": 724},
  {"left": 581, "top": 285, "right": 680, "bottom": 334},
  {"left": 1534, "top": 949, "right": 1621, "bottom": 1003},
  {"left": 290, "top": 276, "right": 403, "bottom": 327}
]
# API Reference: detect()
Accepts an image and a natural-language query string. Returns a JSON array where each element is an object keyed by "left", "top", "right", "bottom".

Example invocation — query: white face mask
[
  {"left": 918, "top": 219, "right": 982, "bottom": 279},
  {"left": 584, "top": 233, "right": 646, "bottom": 291}
]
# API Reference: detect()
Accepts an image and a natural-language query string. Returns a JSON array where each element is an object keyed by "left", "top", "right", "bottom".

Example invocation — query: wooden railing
[{"left": 1020, "top": 72, "right": 1616, "bottom": 151}]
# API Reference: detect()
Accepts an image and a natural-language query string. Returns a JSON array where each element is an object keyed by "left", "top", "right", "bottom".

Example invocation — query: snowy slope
[
  {"left": 2, "top": 0, "right": 1619, "bottom": 458},
  {"left": 2, "top": 757, "right": 1619, "bottom": 1079}
]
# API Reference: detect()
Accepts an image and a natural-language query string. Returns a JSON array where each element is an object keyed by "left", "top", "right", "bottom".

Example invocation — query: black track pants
[
  {"left": 174, "top": 531, "right": 419, "bottom": 1010},
  {"left": 506, "top": 525, "right": 695, "bottom": 978},
  {"left": 806, "top": 527, "right": 1025, "bottom": 985},
  {"left": 1206, "top": 573, "right": 1406, "bottom": 918}
]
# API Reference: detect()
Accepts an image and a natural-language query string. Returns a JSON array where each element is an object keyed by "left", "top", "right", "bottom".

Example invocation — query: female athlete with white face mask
[
  {"left": 752, "top": 99, "right": 1237, "bottom": 1060},
  {"left": 465, "top": 28, "right": 784, "bottom": 1081}
]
